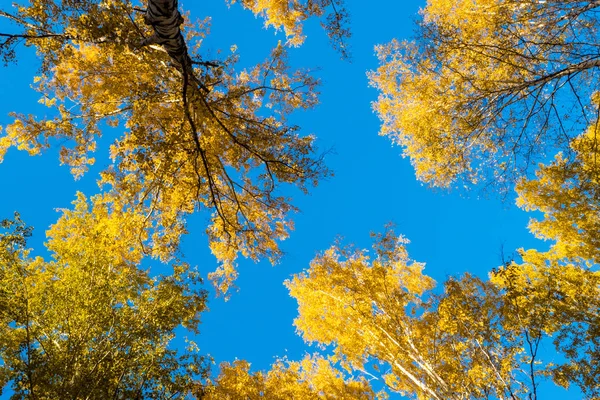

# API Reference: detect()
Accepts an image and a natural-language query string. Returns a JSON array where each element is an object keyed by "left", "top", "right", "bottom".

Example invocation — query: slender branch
[{"left": 0, "top": 32, "right": 70, "bottom": 40}]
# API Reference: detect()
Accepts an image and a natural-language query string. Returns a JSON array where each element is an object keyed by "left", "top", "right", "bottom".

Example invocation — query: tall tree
[
  {"left": 0, "top": 196, "right": 208, "bottom": 399},
  {"left": 370, "top": 0, "right": 600, "bottom": 190},
  {"left": 0, "top": 0, "right": 329, "bottom": 293},
  {"left": 287, "top": 229, "right": 600, "bottom": 399}
]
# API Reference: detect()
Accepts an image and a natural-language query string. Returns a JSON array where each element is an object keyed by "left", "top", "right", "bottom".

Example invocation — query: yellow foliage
[
  {"left": 230, "top": 0, "right": 351, "bottom": 58},
  {"left": 517, "top": 127, "right": 600, "bottom": 263},
  {"left": 490, "top": 248, "right": 600, "bottom": 398},
  {"left": 289, "top": 228, "right": 600, "bottom": 399},
  {"left": 201, "top": 355, "right": 378, "bottom": 399},
  {"left": 0, "top": 211, "right": 207, "bottom": 398},
  {"left": 370, "top": 0, "right": 600, "bottom": 189},
  {"left": 0, "top": 0, "right": 328, "bottom": 294}
]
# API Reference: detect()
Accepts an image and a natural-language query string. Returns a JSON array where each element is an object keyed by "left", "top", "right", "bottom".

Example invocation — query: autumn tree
[
  {"left": 287, "top": 229, "right": 600, "bottom": 399},
  {"left": 0, "top": 0, "right": 330, "bottom": 293},
  {"left": 198, "top": 355, "right": 377, "bottom": 399},
  {"left": 516, "top": 119, "right": 600, "bottom": 264},
  {"left": 7, "top": 1, "right": 600, "bottom": 399},
  {"left": 370, "top": 0, "right": 600, "bottom": 189},
  {"left": 365, "top": 4, "right": 600, "bottom": 395},
  {"left": 0, "top": 195, "right": 208, "bottom": 399},
  {"left": 0, "top": 0, "right": 358, "bottom": 396}
]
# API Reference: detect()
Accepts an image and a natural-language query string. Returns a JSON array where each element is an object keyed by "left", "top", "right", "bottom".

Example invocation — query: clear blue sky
[{"left": 0, "top": 0, "right": 574, "bottom": 398}]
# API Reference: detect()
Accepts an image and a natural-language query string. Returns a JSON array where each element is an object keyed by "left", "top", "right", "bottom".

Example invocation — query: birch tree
[
  {"left": 0, "top": 198, "right": 207, "bottom": 399},
  {"left": 370, "top": 0, "right": 600, "bottom": 190},
  {"left": 199, "top": 356, "right": 377, "bottom": 399},
  {"left": 0, "top": 0, "right": 330, "bottom": 292},
  {"left": 287, "top": 229, "right": 600, "bottom": 399}
]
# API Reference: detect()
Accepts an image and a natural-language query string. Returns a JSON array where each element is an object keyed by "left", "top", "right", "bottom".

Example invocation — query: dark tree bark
[
  {"left": 140, "top": 0, "right": 208, "bottom": 95},
  {"left": 141, "top": 0, "right": 185, "bottom": 60}
]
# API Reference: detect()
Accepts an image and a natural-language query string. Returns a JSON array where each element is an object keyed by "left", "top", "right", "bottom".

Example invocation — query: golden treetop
[
  {"left": 0, "top": 0, "right": 329, "bottom": 294},
  {"left": 370, "top": 0, "right": 600, "bottom": 190}
]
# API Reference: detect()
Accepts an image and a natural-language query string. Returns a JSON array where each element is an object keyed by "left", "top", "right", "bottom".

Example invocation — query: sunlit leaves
[
  {"left": 201, "top": 355, "right": 377, "bottom": 399},
  {"left": 365, "top": 4, "right": 600, "bottom": 394},
  {"left": 492, "top": 248, "right": 600, "bottom": 398},
  {"left": 370, "top": 0, "right": 600, "bottom": 189},
  {"left": 289, "top": 229, "right": 600, "bottom": 399},
  {"left": 0, "top": 0, "right": 328, "bottom": 294},
  {"left": 230, "top": 0, "right": 351, "bottom": 58},
  {"left": 517, "top": 126, "right": 600, "bottom": 263},
  {"left": 0, "top": 208, "right": 208, "bottom": 398}
]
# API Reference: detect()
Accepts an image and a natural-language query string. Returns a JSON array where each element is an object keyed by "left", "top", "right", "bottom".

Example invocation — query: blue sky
[{"left": 0, "top": 0, "right": 575, "bottom": 398}]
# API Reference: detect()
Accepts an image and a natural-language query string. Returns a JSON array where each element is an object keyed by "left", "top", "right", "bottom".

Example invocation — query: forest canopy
[{"left": 0, "top": 0, "right": 598, "bottom": 399}]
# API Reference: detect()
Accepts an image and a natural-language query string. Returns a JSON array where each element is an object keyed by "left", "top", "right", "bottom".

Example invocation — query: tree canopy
[
  {"left": 287, "top": 229, "right": 600, "bottom": 399},
  {"left": 0, "top": 0, "right": 330, "bottom": 293},
  {"left": 370, "top": 0, "right": 600, "bottom": 189},
  {"left": 0, "top": 200, "right": 208, "bottom": 398},
  {"left": 0, "top": 0, "right": 599, "bottom": 399}
]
